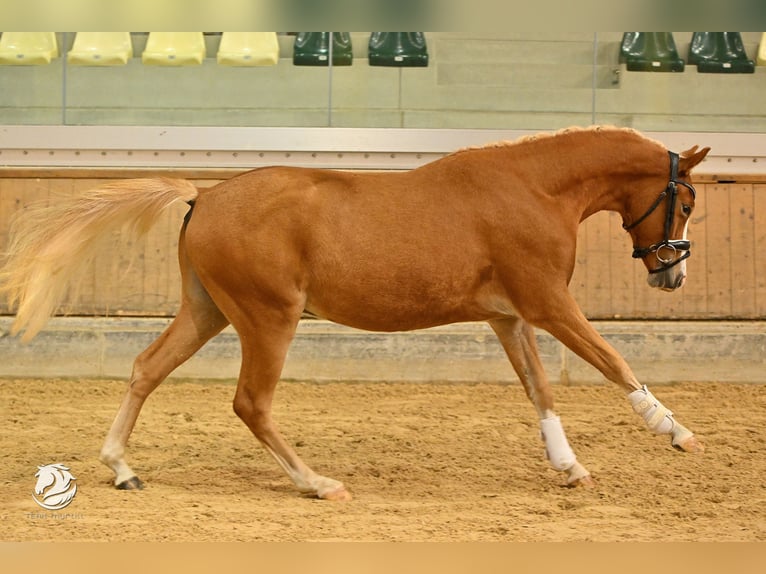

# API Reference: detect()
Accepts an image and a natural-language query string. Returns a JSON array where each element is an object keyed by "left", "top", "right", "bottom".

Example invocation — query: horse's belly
[{"left": 303, "top": 270, "right": 516, "bottom": 332}]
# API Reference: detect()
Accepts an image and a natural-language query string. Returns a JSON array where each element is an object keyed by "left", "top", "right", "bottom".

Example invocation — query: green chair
[
  {"left": 368, "top": 33, "right": 428, "bottom": 67},
  {"left": 688, "top": 32, "right": 755, "bottom": 73},
  {"left": 619, "top": 32, "right": 684, "bottom": 72},
  {"left": 293, "top": 32, "right": 352, "bottom": 66}
]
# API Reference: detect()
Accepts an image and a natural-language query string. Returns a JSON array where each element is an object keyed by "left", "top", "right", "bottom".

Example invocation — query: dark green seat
[
  {"left": 368, "top": 32, "right": 428, "bottom": 67},
  {"left": 688, "top": 32, "right": 755, "bottom": 73},
  {"left": 293, "top": 32, "right": 352, "bottom": 66},
  {"left": 619, "top": 32, "right": 684, "bottom": 72}
]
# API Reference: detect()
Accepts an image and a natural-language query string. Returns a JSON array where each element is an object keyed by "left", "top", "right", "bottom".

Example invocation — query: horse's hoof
[
  {"left": 320, "top": 487, "right": 353, "bottom": 501},
  {"left": 563, "top": 461, "right": 593, "bottom": 487},
  {"left": 673, "top": 435, "right": 705, "bottom": 453},
  {"left": 116, "top": 476, "right": 144, "bottom": 490},
  {"left": 567, "top": 474, "right": 596, "bottom": 488}
]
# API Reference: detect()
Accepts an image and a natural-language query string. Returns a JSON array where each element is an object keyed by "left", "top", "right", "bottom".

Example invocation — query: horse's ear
[{"left": 679, "top": 145, "right": 711, "bottom": 174}]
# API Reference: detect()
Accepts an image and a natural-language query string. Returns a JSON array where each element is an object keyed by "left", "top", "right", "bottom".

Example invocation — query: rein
[{"left": 623, "top": 151, "right": 697, "bottom": 274}]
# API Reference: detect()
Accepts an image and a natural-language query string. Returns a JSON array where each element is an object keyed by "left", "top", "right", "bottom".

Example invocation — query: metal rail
[{"left": 1, "top": 126, "right": 764, "bottom": 178}]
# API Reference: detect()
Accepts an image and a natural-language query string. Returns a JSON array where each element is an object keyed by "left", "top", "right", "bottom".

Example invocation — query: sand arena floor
[{"left": 1, "top": 377, "right": 764, "bottom": 541}]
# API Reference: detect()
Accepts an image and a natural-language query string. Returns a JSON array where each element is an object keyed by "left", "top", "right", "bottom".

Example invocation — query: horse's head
[{"left": 623, "top": 145, "right": 710, "bottom": 291}]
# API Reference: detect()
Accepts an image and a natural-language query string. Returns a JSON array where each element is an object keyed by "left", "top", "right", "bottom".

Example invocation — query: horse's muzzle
[{"left": 647, "top": 266, "right": 686, "bottom": 291}]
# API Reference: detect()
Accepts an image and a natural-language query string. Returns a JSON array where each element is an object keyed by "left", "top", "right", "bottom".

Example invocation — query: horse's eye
[{"left": 682, "top": 204, "right": 692, "bottom": 216}]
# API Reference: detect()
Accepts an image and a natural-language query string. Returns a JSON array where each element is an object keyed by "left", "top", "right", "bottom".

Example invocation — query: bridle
[{"left": 623, "top": 151, "right": 697, "bottom": 274}]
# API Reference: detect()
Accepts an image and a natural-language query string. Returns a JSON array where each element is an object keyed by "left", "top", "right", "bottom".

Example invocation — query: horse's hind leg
[
  {"left": 100, "top": 246, "right": 229, "bottom": 489},
  {"left": 489, "top": 317, "right": 593, "bottom": 486},
  {"left": 226, "top": 304, "right": 351, "bottom": 501}
]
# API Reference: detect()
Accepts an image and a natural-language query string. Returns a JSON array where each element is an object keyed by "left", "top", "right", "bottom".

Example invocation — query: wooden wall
[
  {"left": 572, "top": 183, "right": 766, "bottom": 319},
  {"left": 1, "top": 174, "right": 765, "bottom": 320},
  {"left": 0, "top": 173, "right": 203, "bottom": 317}
]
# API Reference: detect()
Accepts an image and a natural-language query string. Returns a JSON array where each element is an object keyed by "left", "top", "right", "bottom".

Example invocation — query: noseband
[{"left": 623, "top": 151, "right": 697, "bottom": 274}]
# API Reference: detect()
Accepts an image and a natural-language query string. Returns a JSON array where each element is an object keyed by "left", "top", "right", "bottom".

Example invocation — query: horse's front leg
[
  {"left": 527, "top": 292, "right": 704, "bottom": 454},
  {"left": 489, "top": 317, "right": 593, "bottom": 486}
]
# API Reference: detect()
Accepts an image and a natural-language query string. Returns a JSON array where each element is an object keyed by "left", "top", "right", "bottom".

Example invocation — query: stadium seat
[
  {"left": 757, "top": 32, "right": 766, "bottom": 66},
  {"left": 67, "top": 32, "right": 133, "bottom": 66},
  {"left": 293, "top": 32, "right": 352, "bottom": 66},
  {"left": 217, "top": 32, "right": 279, "bottom": 66},
  {"left": 619, "top": 32, "right": 684, "bottom": 72},
  {"left": 142, "top": 32, "right": 206, "bottom": 66},
  {"left": 368, "top": 33, "right": 428, "bottom": 67},
  {"left": 0, "top": 32, "right": 58, "bottom": 65},
  {"left": 688, "top": 32, "right": 755, "bottom": 73}
]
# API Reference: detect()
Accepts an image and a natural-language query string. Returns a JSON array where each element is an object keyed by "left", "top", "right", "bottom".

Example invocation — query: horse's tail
[{"left": 0, "top": 178, "right": 199, "bottom": 342}]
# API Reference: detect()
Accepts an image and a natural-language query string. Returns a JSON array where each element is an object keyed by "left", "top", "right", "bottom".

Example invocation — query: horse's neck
[{"left": 534, "top": 137, "right": 663, "bottom": 222}]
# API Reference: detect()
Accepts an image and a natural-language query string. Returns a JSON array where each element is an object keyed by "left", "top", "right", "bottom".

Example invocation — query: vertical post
[
  {"left": 591, "top": 32, "right": 598, "bottom": 125},
  {"left": 61, "top": 32, "right": 68, "bottom": 125},
  {"left": 328, "top": 32, "right": 334, "bottom": 126}
]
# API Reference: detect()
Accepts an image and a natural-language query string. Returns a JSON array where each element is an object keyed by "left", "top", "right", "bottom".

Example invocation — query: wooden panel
[
  {"left": 729, "top": 184, "right": 756, "bottom": 316},
  {"left": 704, "top": 184, "right": 733, "bottom": 317},
  {"left": 756, "top": 184, "right": 766, "bottom": 316},
  {"left": 68, "top": 178, "right": 104, "bottom": 314},
  {"left": 608, "top": 210, "right": 634, "bottom": 318},
  {"left": 0, "top": 177, "right": 188, "bottom": 317},
  {"left": 575, "top": 211, "right": 637, "bottom": 319},
  {"left": 681, "top": 182, "right": 710, "bottom": 316},
  {"left": 0, "top": 178, "right": 55, "bottom": 314},
  {"left": 1, "top": 172, "right": 765, "bottom": 320},
  {"left": 584, "top": 211, "right": 612, "bottom": 316}
]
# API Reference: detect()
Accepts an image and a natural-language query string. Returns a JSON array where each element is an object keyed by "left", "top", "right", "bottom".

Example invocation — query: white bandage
[
  {"left": 540, "top": 416, "right": 577, "bottom": 471},
  {"left": 627, "top": 385, "right": 675, "bottom": 435}
]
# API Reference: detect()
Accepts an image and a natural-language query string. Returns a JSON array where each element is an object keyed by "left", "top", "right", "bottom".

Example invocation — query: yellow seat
[
  {"left": 217, "top": 32, "right": 279, "bottom": 66},
  {"left": 0, "top": 32, "right": 58, "bottom": 65},
  {"left": 142, "top": 32, "right": 206, "bottom": 66},
  {"left": 67, "top": 32, "right": 133, "bottom": 66},
  {"left": 758, "top": 32, "right": 766, "bottom": 66}
]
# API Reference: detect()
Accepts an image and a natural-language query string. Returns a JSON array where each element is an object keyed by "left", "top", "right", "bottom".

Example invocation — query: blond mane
[{"left": 451, "top": 125, "right": 665, "bottom": 157}]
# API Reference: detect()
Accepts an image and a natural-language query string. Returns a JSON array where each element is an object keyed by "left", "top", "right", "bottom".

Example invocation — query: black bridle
[{"left": 623, "top": 151, "right": 697, "bottom": 274}]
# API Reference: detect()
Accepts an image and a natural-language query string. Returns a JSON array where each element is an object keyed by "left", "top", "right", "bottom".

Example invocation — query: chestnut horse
[{"left": 1, "top": 126, "right": 710, "bottom": 500}]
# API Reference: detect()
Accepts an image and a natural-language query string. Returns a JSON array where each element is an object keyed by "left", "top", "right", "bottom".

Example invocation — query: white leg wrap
[
  {"left": 627, "top": 385, "right": 675, "bottom": 435},
  {"left": 540, "top": 415, "right": 577, "bottom": 471}
]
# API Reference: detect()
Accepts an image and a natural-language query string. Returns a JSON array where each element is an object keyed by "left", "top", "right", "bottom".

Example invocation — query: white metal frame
[{"left": 0, "top": 126, "right": 764, "bottom": 176}]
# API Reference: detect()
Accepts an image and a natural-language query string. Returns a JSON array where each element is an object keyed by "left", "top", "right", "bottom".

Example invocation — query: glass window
[{"left": 0, "top": 32, "right": 764, "bottom": 132}]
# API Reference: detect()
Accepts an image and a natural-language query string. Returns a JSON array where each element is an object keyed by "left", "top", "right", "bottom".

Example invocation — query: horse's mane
[{"left": 450, "top": 125, "right": 666, "bottom": 157}]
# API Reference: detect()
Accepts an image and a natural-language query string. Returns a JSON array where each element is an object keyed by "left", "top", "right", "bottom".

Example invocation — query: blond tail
[{"left": 0, "top": 178, "right": 199, "bottom": 342}]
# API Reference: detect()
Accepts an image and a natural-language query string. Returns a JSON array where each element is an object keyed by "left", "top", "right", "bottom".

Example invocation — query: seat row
[
  {"left": 620, "top": 32, "right": 766, "bottom": 73},
  {"left": 0, "top": 32, "right": 429, "bottom": 67}
]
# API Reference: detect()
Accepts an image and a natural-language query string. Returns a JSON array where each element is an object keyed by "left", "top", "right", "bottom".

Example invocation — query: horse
[
  {"left": 1, "top": 126, "right": 710, "bottom": 501},
  {"left": 33, "top": 463, "right": 78, "bottom": 510}
]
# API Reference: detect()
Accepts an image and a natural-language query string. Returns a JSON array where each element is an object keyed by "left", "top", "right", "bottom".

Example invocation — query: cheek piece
[{"left": 623, "top": 151, "right": 696, "bottom": 274}]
